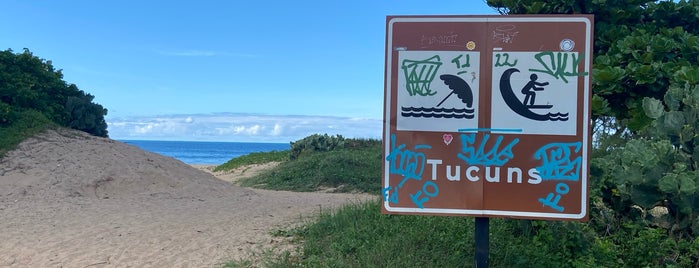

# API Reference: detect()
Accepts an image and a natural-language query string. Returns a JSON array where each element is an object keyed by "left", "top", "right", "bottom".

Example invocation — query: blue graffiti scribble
[
  {"left": 538, "top": 182, "right": 570, "bottom": 212},
  {"left": 415, "top": 144, "right": 432, "bottom": 150},
  {"left": 384, "top": 134, "right": 442, "bottom": 208},
  {"left": 457, "top": 133, "right": 519, "bottom": 166},
  {"left": 534, "top": 142, "right": 582, "bottom": 181},
  {"left": 539, "top": 192, "right": 564, "bottom": 212},
  {"left": 386, "top": 134, "right": 431, "bottom": 188},
  {"left": 383, "top": 186, "right": 399, "bottom": 204},
  {"left": 409, "top": 181, "right": 439, "bottom": 209}
]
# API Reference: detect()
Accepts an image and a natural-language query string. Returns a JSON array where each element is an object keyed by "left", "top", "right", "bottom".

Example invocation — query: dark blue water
[{"left": 120, "top": 140, "right": 290, "bottom": 165}]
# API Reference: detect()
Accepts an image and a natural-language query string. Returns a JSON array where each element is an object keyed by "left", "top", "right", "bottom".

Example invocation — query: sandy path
[
  {"left": 0, "top": 190, "right": 373, "bottom": 267},
  {"left": 0, "top": 129, "right": 376, "bottom": 267}
]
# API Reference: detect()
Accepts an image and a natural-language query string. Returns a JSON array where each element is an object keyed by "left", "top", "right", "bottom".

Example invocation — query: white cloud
[
  {"left": 230, "top": 125, "right": 262, "bottom": 135},
  {"left": 134, "top": 124, "right": 154, "bottom": 134},
  {"left": 107, "top": 113, "right": 382, "bottom": 143},
  {"left": 271, "top": 123, "right": 283, "bottom": 136}
]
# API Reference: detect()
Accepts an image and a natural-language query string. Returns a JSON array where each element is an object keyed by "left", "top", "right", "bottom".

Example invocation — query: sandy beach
[{"left": 0, "top": 129, "right": 374, "bottom": 267}]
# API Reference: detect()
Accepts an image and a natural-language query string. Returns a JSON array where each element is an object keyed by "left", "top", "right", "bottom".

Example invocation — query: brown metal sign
[{"left": 382, "top": 15, "right": 593, "bottom": 220}]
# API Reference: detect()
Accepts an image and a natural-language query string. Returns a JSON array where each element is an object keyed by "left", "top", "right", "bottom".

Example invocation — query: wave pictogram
[
  {"left": 546, "top": 112, "right": 569, "bottom": 121},
  {"left": 401, "top": 106, "right": 475, "bottom": 119}
]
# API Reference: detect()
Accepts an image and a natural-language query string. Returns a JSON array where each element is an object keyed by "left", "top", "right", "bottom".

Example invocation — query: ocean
[{"left": 120, "top": 140, "right": 290, "bottom": 165}]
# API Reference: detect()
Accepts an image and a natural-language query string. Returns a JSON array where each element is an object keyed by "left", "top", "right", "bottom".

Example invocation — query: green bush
[
  {"left": 0, "top": 101, "right": 14, "bottom": 126},
  {"left": 290, "top": 134, "right": 345, "bottom": 160}
]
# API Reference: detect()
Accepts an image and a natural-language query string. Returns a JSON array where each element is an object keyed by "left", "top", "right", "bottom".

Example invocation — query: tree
[
  {"left": 486, "top": 0, "right": 699, "bottom": 259},
  {"left": 487, "top": 0, "right": 699, "bottom": 131},
  {"left": 0, "top": 48, "right": 108, "bottom": 137}
]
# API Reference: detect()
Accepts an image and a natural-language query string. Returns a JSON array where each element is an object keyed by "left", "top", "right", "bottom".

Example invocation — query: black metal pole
[{"left": 475, "top": 217, "right": 489, "bottom": 268}]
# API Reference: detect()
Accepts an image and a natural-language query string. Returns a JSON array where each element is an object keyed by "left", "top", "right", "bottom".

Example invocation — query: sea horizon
[
  {"left": 120, "top": 139, "right": 291, "bottom": 165},
  {"left": 116, "top": 138, "right": 292, "bottom": 144}
]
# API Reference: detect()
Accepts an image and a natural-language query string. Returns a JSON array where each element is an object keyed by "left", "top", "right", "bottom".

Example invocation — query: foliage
[
  {"left": 0, "top": 101, "right": 12, "bottom": 125},
  {"left": 0, "top": 48, "right": 108, "bottom": 138},
  {"left": 593, "top": 81, "right": 699, "bottom": 240},
  {"left": 289, "top": 134, "right": 346, "bottom": 160},
  {"left": 487, "top": 0, "right": 699, "bottom": 132},
  {"left": 488, "top": 0, "right": 699, "bottom": 252},
  {"left": 595, "top": 25, "right": 699, "bottom": 131}
]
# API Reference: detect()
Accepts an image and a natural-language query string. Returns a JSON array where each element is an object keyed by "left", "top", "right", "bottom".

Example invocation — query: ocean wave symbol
[
  {"left": 546, "top": 112, "right": 569, "bottom": 121},
  {"left": 401, "top": 106, "right": 475, "bottom": 119}
]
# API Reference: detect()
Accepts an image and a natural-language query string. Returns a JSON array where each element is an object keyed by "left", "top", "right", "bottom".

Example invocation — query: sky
[{"left": 1, "top": 0, "right": 497, "bottom": 143}]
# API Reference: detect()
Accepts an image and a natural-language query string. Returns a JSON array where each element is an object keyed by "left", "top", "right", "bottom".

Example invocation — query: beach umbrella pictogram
[{"left": 437, "top": 74, "right": 474, "bottom": 108}]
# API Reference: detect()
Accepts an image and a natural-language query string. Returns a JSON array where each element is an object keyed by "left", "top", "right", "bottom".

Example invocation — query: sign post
[
  {"left": 382, "top": 15, "right": 594, "bottom": 265},
  {"left": 475, "top": 217, "right": 489, "bottom": 267}
]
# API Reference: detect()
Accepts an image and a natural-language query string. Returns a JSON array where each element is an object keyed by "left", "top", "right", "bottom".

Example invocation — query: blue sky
[{"left": 1, "top": 0, "right": 497, "bottom": 142}]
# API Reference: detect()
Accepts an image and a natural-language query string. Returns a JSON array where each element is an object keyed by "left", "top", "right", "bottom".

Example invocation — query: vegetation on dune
[
  {"left": 225, "top": 1, "right": 699, "bottom": 266},
  {"left": 0, "top": 48, "right": 108, "bottom": 157},
  {"left": 0, "top": 109, "right": 55, "bottom": 157},
  {"left": 214, "top": 150, "right": 290, "bottom": 172},
  {"left": 216, "top": 134, "right": 383, "bottom": 193}
]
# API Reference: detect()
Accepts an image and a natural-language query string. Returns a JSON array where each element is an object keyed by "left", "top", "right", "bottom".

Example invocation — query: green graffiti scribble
[
  {"left": 494, "top": 53, "right": 518, "bottom": 67},
  {"left": 401, "top": 55, "right": 442, "bottom": 96},
  {"left": 451, "top": 54, "right": 471, "bottom": 75},
  {"left": 528, "top": 51, "right": 588, "bottom": 83}
]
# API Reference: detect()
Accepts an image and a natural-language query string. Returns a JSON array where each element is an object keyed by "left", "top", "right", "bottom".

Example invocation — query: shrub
[{"left": 290, "top": 134, "right": 345, "bottom": 160}]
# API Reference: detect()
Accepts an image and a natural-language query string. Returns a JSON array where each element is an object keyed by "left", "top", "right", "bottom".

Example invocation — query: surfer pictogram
[
  {"left": 521, "top": 74, "right": 551, "bottom": 109},
  {"left": 499, "top": 68, "right": 568, "bottom": 121}
]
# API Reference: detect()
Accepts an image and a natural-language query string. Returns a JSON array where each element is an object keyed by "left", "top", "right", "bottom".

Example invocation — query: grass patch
[
  {"left": 289, "top": 200, "right": 475, "bottom": 267},
  {"left": 255, "top": 199, "right": 686, "bottom": 267},
  {"left": 0, "top": 109, "right": 54, "bottom": 157},
  {"left": 235, "top": 146, "right": 382, "bottom": 193},
  {"left": 221, "top": 249, "right": 289, "bottom": 268},
  {"left": 214, "top": 150, "right": 290, "bottom": 172}
]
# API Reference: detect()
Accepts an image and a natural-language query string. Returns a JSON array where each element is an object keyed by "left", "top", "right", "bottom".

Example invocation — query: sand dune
[{"left": 0, "top": 128, "right": 373, "bottom": 267}]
